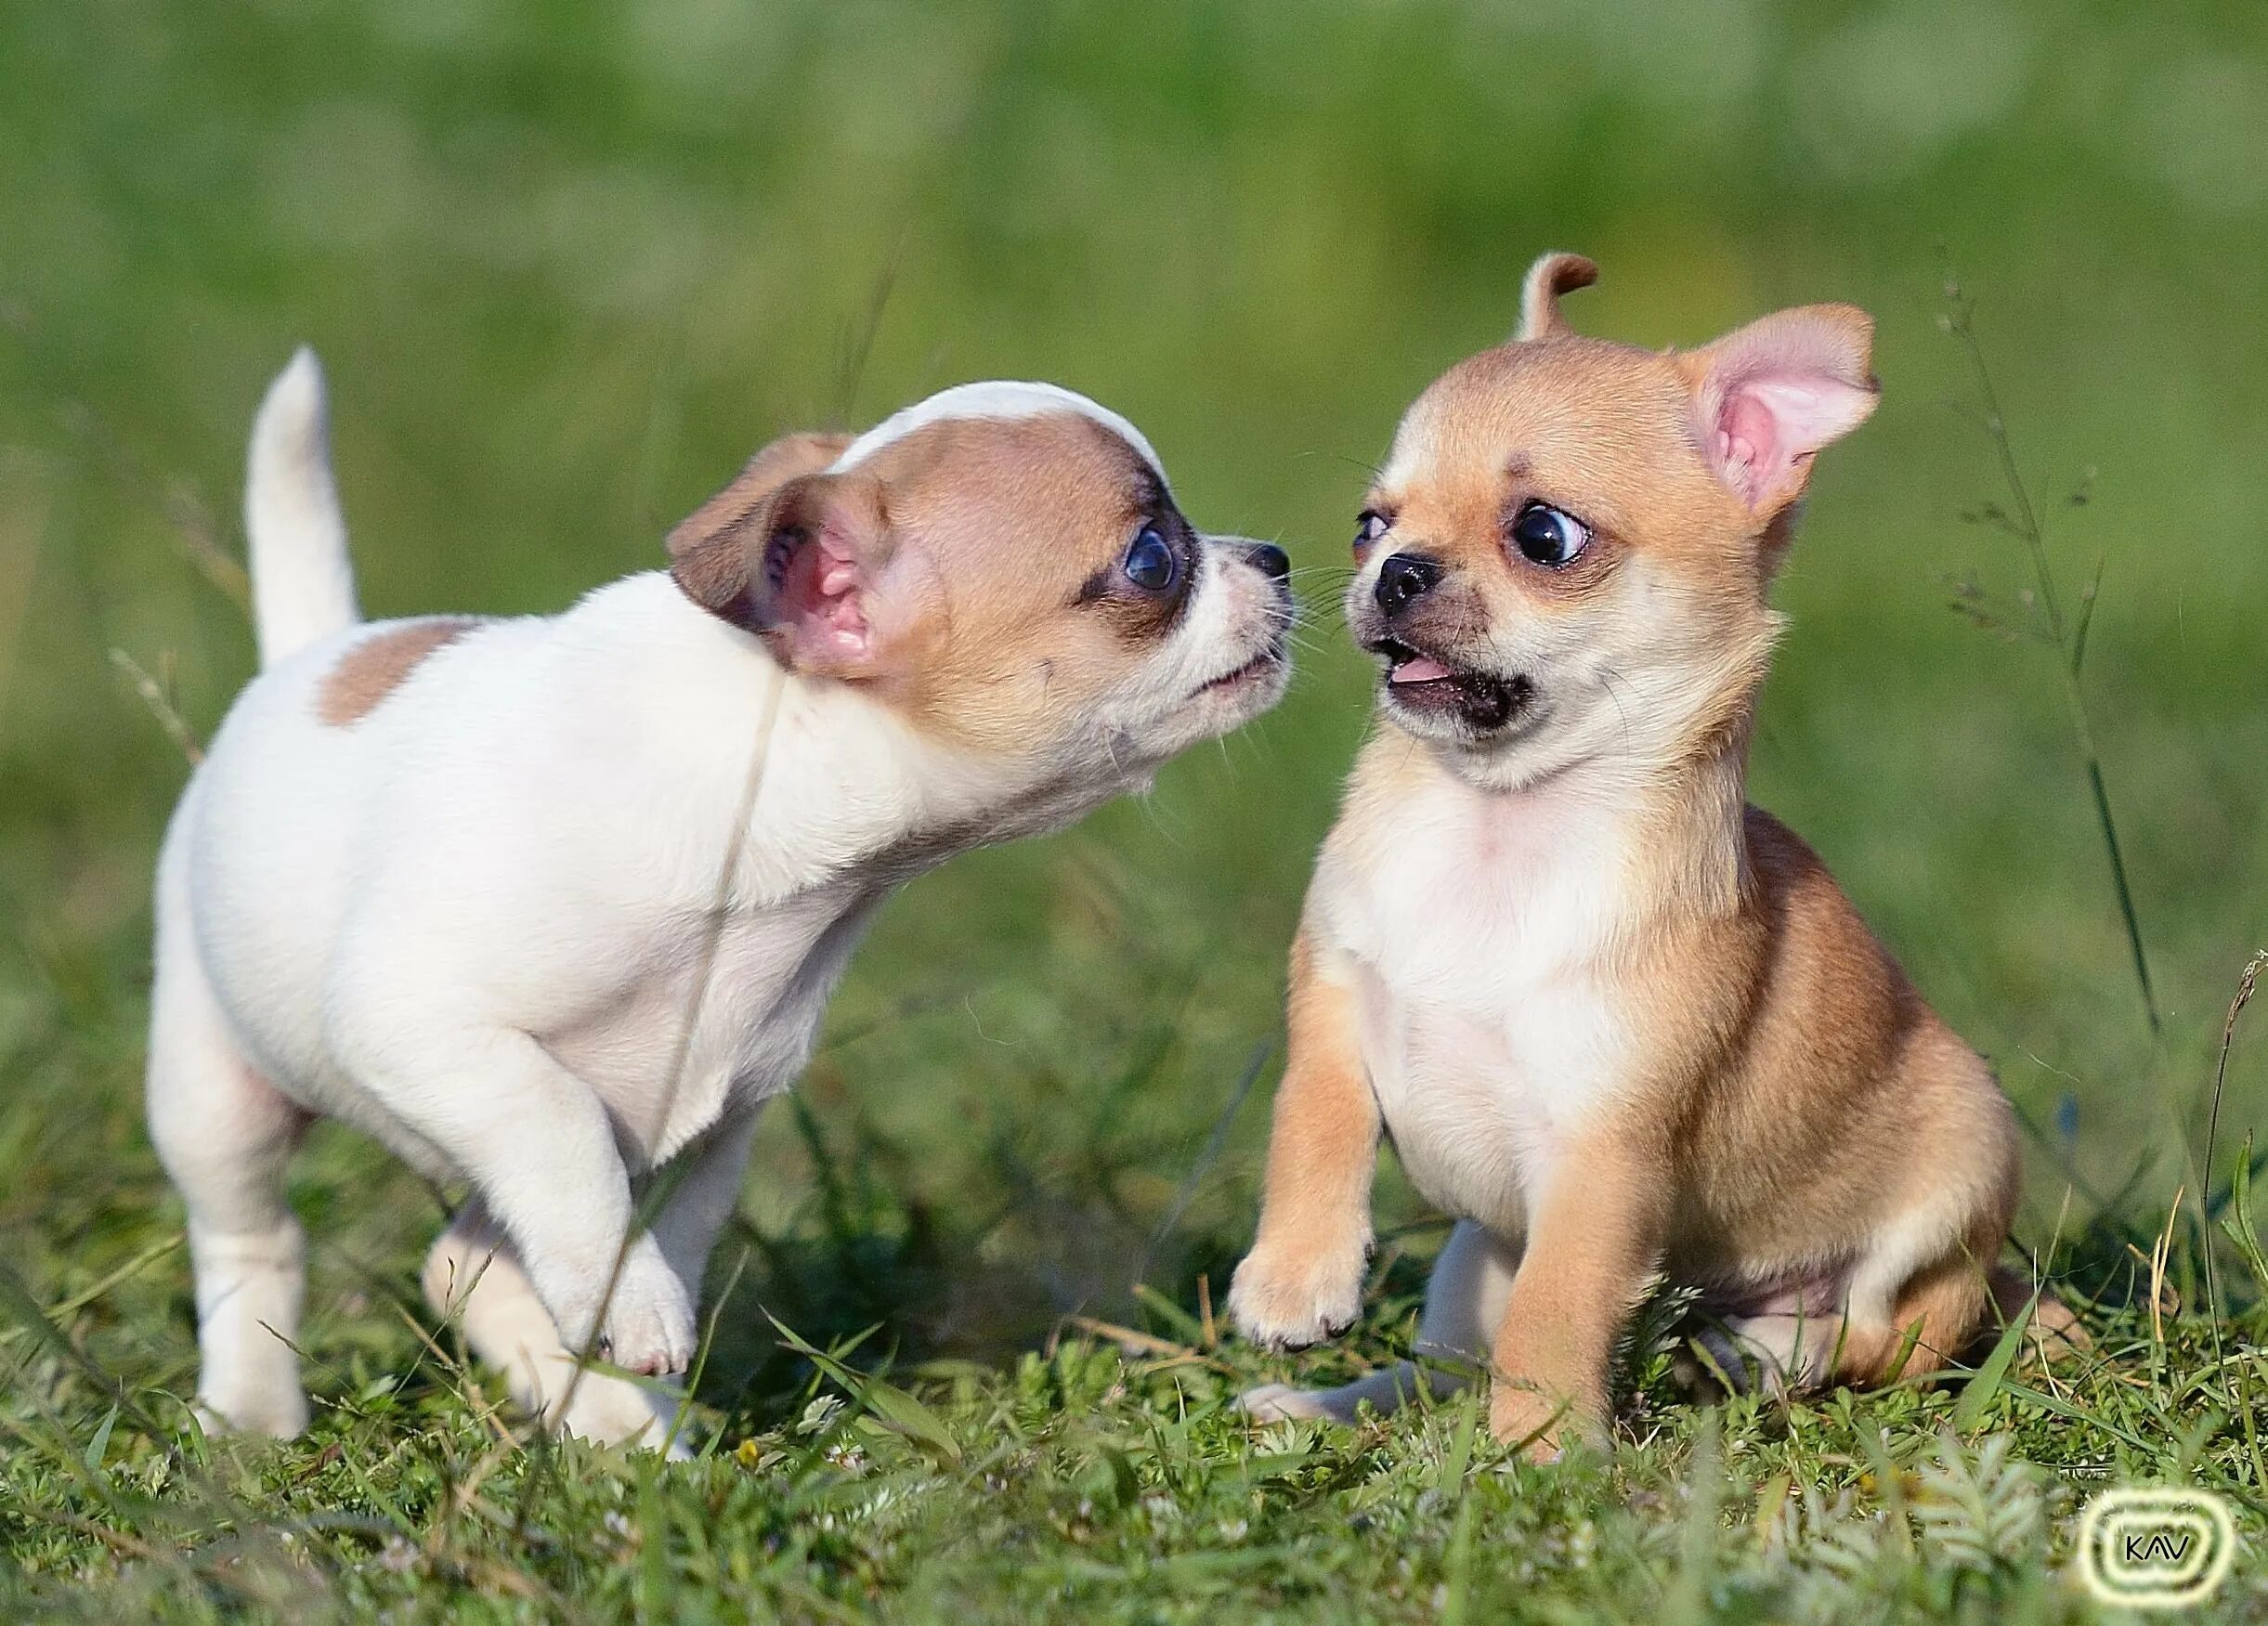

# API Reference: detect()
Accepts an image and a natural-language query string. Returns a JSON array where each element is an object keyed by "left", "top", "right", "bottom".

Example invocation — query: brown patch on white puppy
[
  {"left": 316, "top": 617, "right": 482, "bottom": 726},
  {"left": 1229, "top": 255, "right": 2058, "bottom": 1458}
]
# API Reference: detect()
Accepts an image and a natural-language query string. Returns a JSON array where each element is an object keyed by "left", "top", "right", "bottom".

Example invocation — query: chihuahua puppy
[
  {"left": 1229, "top": 255, "right": 2049, "bottom": 1455},
  {"left": 151, "top": 354, "right": 1290, "bottom": 1452}
]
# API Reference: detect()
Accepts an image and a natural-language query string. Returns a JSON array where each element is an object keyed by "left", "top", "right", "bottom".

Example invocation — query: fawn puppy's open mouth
[{"left": 1367, "top": 635, "right": 1534, "bottom": 733}]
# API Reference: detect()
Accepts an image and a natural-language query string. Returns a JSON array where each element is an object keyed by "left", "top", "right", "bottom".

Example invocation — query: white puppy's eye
[
  {"left": 1122, "top": 525, "right": 1180, "bottom": 592},
  {"left": 1509, "top": 501, "right": 1591, "bottom": 567},
  {"left": 1353, "top": 510, "right": 1389, "bottom": 554}
]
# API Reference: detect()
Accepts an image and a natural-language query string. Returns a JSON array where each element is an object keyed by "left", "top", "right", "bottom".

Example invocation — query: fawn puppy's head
[
  {"left": 668, "top": 383, "right": 1292, "bottom": 787},
  {"left": 1349, "top": 254, "right": 1878, "bottom": 791}
]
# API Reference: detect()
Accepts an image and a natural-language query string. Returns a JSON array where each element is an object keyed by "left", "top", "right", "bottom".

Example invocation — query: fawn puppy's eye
[
  {"left": 1122, "top": 526, "right": 1180, "bottom": 592},
  {"left": 1353, "top": 510, "right": 1389, "bottom": 553},
  {"left": 1509, "top": 501, "right": 1591, "bottom": 567}
]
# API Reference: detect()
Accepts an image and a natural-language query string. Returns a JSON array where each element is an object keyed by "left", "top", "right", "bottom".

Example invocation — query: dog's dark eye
[
  {"left": 1510, "top": 501, "right": 1591, "bottom": 567},
  {"left": 1353, "top": 510, "right": 1390, "bottom": 553},
  {"left": 1122, "top": 526, "right": 1179, "bottom": 592}
]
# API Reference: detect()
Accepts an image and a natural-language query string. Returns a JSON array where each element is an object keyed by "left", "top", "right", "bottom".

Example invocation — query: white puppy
[{"left": 150, "top": 353, "right": 1291, "bottom": 1452}]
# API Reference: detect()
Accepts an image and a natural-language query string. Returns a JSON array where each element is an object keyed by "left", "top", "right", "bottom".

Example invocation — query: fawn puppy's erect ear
[
  {"left": 667, "top": 433, "right": 910, "bottom": 679},
  {"left": 1678, "top": 306, "right": 1879, "bottom": 514},
  {"left": 1514, "top": 253, "right": 1600, "bottom": 343}
]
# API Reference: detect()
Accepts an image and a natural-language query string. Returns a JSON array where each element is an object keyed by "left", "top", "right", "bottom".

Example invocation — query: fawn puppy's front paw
[
  {"left": 1228, "top": 1234, "right": 1368, "bottom": 1349},
  {"left": 1488, "top": 1385, "right": 1562, "bottom": 1461}
]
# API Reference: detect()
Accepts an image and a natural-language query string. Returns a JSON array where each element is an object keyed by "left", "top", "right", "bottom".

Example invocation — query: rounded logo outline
[{"left": 2075, "top": 1487, "right": 2236, "bottom": 1609}]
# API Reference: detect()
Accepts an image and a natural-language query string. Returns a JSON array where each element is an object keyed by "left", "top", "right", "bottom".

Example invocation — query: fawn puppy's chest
[{"left": 1313, "top": 770, "right": 1641, "bottom": 1229}]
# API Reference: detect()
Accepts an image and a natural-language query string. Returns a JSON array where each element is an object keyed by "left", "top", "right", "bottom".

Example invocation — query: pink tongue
[{"left": 1390, "top": 657, "right": 1452, "bottom": 684}]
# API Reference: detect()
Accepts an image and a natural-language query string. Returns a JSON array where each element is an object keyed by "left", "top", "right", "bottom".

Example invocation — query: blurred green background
[{"left": 2, "top": 0, "right": 2264, "bottom": 1388}]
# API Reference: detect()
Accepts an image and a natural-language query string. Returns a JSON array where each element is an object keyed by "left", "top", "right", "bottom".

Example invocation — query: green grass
[{"left": 6, "top": 0, "right": 2268, "bottom": 1618}]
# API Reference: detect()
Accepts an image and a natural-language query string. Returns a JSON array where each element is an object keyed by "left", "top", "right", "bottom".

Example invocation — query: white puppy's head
[{"left": 667, "top": 383, "right": 1292, "bottom": 783}]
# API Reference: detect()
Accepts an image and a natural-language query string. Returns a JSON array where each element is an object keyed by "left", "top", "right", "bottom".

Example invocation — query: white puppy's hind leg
[
  {"left": 147, "top": 912, "right": 310, "bottom": 1438},
  {"left": 423, "top": 1207, "right": 684, "bottom": 1457},
  {"left": 1239, "top": 1219, "right": 1519, "bottom": 1424}
]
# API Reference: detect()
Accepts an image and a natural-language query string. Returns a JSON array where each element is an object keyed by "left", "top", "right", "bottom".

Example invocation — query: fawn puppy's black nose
[
  {"left": 1245, "top": 542, "right": 1291, "bottom": 580},
  {"left": 1375, "top": 552, "right": 1443, "bottom": 615}
]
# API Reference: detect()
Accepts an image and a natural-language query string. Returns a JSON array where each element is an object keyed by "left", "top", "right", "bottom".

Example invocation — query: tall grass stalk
[
  {"left": 1940, "top": 279, "right": 2161, "bottom": 1035},
  {"left": 2199, "top": 951, "right": 2267, "bottom": 1346}
]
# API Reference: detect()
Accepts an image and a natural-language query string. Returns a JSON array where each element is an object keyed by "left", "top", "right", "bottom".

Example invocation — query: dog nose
[
  {"left": 1374, "top": 553, "right": 1443, "bottom": 615},
  {"left": 1245, "top": 542, "right": 1291, "bottom": 581}
]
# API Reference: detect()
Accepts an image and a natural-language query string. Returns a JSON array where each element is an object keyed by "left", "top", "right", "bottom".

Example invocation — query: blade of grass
[
  {"left": 1941, "top": 273, "right": 2159, "bottom": 1035},
  {"left": 1437, "top": 1389, "right": 1479, "bottom": 1496},
  {"left": 1950, "top": 1291, "right": 2034, "bottom": 1433},
  {"left": 2198, "top": 949, "right": 2265, "bottom": 1368},
  {"left": 1440, "top": 1485, "right": 1478, "bottom": 1626}
]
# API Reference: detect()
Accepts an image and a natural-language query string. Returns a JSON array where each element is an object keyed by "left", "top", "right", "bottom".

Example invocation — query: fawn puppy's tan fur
[{"left": 1229, "top": 254, "right": 2047, "bottom": 1456}]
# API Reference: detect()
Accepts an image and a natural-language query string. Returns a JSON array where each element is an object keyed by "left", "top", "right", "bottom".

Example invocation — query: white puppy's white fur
[
  {"left": 150, "top": 353, "right": 1286, "bottom": 1453},
  {"left": 829, "top": 379, "right": 1164, "bottom": 475}
]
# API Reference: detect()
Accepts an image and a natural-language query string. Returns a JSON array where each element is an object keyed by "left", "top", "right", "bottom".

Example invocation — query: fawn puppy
[
  {"left": 151, "top": 355, "right": 1291, "bottom": 1453},
  {"left": 1228, "top": 255, "right": 2036, "bottom": 1456}
]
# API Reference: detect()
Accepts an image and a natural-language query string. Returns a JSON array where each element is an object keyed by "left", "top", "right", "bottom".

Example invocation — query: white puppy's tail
[{"left": 245, "top": 348, "right": 359, "bottom": 669}]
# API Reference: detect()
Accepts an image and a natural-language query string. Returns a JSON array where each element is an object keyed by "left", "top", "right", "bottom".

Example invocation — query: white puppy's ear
[
  {"left": 667, "top": 434, "right": 848, "bottom": 619},
  {"left": 668, "top": 464, "right": 903, "bottom": 678},
  {"left": 670, "top": 434, "right": 920, "bottom": 679},
  {"left": 1678, "top": 306, "right": 1879, "bottom": 514}
]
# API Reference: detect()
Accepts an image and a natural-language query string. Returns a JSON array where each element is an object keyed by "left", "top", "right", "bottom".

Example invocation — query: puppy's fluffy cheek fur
[
  {"left": 919, "top": 646, "right": 1123, "bottom": 757},
  {"left": 1516, "top": 564, "right": 1772, "bottom": 771},
  {"left": 1114, "top": 552, "right": 1287, "bottom": 745}
]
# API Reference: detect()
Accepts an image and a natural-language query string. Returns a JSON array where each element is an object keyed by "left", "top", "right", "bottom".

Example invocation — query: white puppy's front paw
[
  {"left": 600, "top": 1238, "right": 697, "bottom": 1376},
  {"left": 541, "top": 1234, "right": 697, "bottom": 1375},
  {"left": 194, "top": 1382, "right": 311, "bottom": 1441},
  {"left": 555, "top": 1369, "right": 689, "bottom": 1456},
  {"left": 1227, "top": 1235, "right": 1368, "bottom": 1350}
]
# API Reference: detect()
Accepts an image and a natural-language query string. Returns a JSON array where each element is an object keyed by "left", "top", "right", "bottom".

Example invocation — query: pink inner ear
[
  {"left": 776, "top": 528, "right": 873, "bottom": 667},
  {"left": 1711, "top": 373, "right": 1875, "bottom": 507}
]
